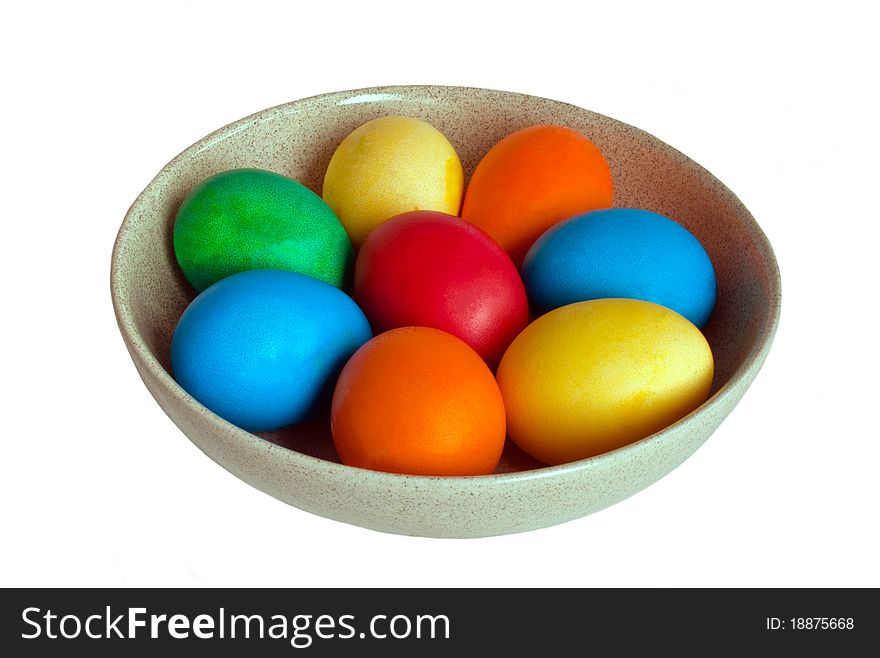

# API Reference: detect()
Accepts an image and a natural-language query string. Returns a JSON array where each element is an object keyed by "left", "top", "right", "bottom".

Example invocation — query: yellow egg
[
  {"left": 496, "top": 299, "right": 714, "bottom": 465},
  {"left": 322, "top": 116, "right": 464, "bottom": 248}
]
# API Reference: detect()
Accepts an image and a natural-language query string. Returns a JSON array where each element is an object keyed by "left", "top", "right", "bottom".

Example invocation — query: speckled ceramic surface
[{"left": 110, "top": 85, "right": 781, "bottom": 538}]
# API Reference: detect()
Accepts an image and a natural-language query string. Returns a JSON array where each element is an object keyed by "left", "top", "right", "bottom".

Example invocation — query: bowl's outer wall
[{"left": 112, "top": 86, "right": 780, "bottom": 537}]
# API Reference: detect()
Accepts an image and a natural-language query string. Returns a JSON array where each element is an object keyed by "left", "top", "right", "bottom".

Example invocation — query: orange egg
[
  {"left": 330, "top": 327, "right": 506, "bottom": 476},
  {"left": 461, "top": 124, "right": 614, "bottom": 266}
]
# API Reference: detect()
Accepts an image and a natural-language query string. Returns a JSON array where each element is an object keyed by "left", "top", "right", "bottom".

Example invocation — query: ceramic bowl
[{"left": 111, "top": 85, "right": 781, "bottom": 538}]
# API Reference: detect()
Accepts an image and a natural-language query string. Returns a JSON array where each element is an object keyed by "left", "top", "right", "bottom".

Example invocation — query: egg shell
[
  {"left": 171, "top": 270, "right": 372, "bottom": 432},
  {"left": 461, "top": 124, "right": 613, "bottom": 266},
  {"left": 496, "top": 299, "right": 714, "bottom": 465},
  {"left": 173, "top": 168, "right": 353, "bottom": 293},
  {"left": 331, "top": 327, "right": 506, "bottom": 476},
  {"left": 354, "top": 211, "right": 529, "bottom": 367},
  {"left": 322, "top": 116, "right": 464, "bottom": 248},
  {"left": 522, "top": 207, "right": 717, "bottom": 327}
]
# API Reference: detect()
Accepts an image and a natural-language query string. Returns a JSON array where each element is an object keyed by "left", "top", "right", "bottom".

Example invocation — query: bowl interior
[{"left": 113, "top": 86, "right": 779, "bottom": 474}]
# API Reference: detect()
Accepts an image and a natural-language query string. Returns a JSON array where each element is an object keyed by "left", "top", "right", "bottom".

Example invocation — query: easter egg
[
  {"left": 496, "top": 299, "right": 713, "bottom": 465},
  {"left": 461, "top": 124, "right": 613, "bottom": 266},
  {"left": 354, "top": 211, "right": 529, "bottom": 367},
  {"left": 331, "top": 327, "right": 506, "bottom": 476},
  {"left": 171, "top": 270, "right": 372, "bottom": 432},
  {"left": 322, "top": 116, "right": 464, "bottom": 248},
  {"left": 173, "top": 168, "right": 353, "bottom": 293},
  {"left": 522, "top": 208, "right": 717, "bottom": 327}
]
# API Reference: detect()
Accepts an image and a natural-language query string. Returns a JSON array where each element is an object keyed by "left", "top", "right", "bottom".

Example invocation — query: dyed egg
[
  {"left": 461, "top": 124, "right": 613, "bottom": 266},
  {"left": 496, "top": 299, "right": 713, "bottom": 465},
  {"left": 331, "top": 327, "right": 506, "bottom": 476},
  {"left": 171, "top": 270, "right": 372, "bottom": 432},
  {"left": 322, "top": 116, "right": 464, "bottom": 248},
  {"left": 523, "top": 208, "right": 717, "bottom": 327},
  {"left": 173, "top": 168, "right": 353, "bottom": 292},
  {"left": 354, "top": 211, "right": 529, "bottom": 367}
]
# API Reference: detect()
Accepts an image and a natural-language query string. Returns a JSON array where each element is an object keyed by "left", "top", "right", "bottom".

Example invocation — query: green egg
[{"left": 173, "top": 168, "right": 354, "bottom": 292}]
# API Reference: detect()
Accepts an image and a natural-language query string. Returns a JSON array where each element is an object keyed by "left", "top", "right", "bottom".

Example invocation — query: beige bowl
[{"left": 111, "top": 85, "right": 780, "bottom": 538}]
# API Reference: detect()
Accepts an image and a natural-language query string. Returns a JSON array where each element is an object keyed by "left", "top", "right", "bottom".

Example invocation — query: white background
[{"left": 2, "top": 0, "right": 877, "bottom": 588}]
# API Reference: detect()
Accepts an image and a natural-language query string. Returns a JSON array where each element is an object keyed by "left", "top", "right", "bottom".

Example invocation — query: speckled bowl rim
[{"left": 110, "top": 84, "right": 782, "bottom": 488}]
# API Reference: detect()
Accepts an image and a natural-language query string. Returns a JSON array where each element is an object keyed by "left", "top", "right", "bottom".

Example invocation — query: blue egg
[
  {"left": 171, "top": 269, "right": 372, "bottom": 432},
  {"left": 522, "top": 208, "right": 716, "bottom": 327}
]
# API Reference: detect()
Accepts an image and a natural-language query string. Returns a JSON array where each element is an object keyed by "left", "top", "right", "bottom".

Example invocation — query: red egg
[{"left": 354, "top": 211, "right": 529, "bottom": 367}]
